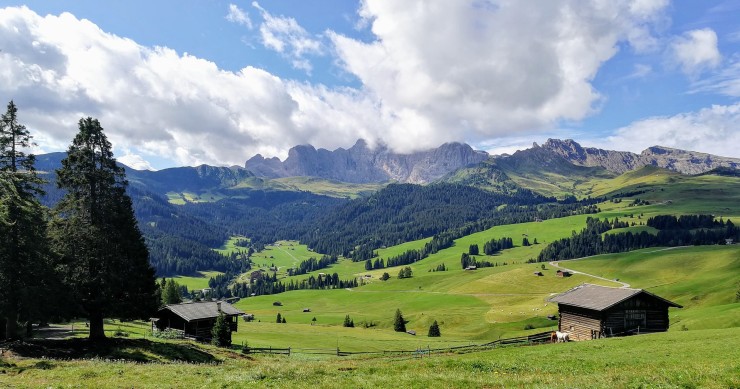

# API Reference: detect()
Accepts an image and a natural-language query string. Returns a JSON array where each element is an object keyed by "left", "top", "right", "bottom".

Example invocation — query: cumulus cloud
[
  {"left": 591, "top": 103, "right": 740, "bottom": 157},
  {"left": 0, "top": 3, "right": 683, "bottom": 168},
  {"left": 670, "top": 28, "right": 722, "bottom": 75},
  {"left": 252, "top": 2, "right": 323, "bottom": 72},
  {"left": 330, "top": 0, "right": 670, "bottom": 152},
  {"left": 118, "top": 150, "right": 156, "bottom": 171},
  {"left": 226, "top": 3, "right": 253, "bottom": 29},
  {"left": 0, "top": 6, "right": 375, "bottom": 167}
]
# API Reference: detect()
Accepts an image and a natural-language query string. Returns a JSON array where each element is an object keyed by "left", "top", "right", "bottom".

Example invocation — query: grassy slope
[
  {"left": 165, "top": 176, "right": 386, "bottom": 204},
  {"left": 4, "top": 328, "right": 738, "bottom": 388},
  {"left": 560, "top": 245, "right": 740, "bottom": 330},
  {"left": 224, "top": 188, "right": 739, "bottom": 348}
]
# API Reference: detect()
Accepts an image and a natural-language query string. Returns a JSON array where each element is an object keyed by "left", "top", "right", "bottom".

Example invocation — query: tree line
[
  {"left": 537, "top": 215, "right": 739, "bottom": 262},
  {"left": 0, "top": 102, "right": 157, "bottom": 340}
]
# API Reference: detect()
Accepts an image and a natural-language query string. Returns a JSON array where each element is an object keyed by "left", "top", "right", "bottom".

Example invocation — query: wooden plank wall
[{"left": 558, "top": 306, "right": 602, "bottom": 341}]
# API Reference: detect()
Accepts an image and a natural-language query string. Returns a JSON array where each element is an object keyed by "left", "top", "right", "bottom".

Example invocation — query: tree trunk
[
  {"left": 25, "top": 321, "right": 33, "bottom": 338},
  {"left": 88, "top": 310, "right": 106, "bottom": 340},
  {"left": 5, "top": 307, "right": 18, "bottom": 340}
]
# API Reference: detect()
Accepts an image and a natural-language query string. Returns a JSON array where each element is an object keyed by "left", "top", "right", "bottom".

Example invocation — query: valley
[{"left": 4, "top": 139, "right": 740, "bottom": 388}]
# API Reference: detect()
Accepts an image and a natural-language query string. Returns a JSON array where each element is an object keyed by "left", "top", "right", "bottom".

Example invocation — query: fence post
[
  {"left": 336, "top": 347, "right": 340, "bottom": 356},
  {"left": 288, "top": 347, "right": 291, "bottom": 356}
]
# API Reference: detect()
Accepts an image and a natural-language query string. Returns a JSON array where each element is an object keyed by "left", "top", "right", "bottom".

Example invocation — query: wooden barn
[
  {"left": 548, "top": 284, "right": 682, "bottom": 341},
  {"left": 152, "top": 301, "right": 243, "bottom": 340}
]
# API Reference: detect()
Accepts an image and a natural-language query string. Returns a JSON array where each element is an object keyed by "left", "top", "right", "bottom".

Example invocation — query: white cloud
[
  {"left": 252, "top": 2, "right": 323, "bottom": 72},
  {"left": 0, "top": 6, "right": 374, "bottom": 167},
  {"left": 691, "top": 57, "right": 740, "bottom": 97},
  {"left": 591, "top": 103, "right": 740, "bottom": 157},
  {"left": 118, "top": 149, "right": 156, "bottom": 171},
  {"left": 330, "top": 0, "right": 670, "bottom": 152},
  {"left": 670, "top": 28, "right": 722, "bottom": 75},
  {"left": 226, "top": 4, "right": 253, "bottom": 29},
  {"left": 0, "top": 3, "right": 693, "bottom": 168}
]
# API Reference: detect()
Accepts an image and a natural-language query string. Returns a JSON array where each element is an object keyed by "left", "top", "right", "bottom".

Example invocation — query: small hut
[
  {"left": 556, "top": 270, "right": 572, "bottom": 277},
  {"left": 548, "top": 284, "right": 681, "bottom": 341},
  {"left": 152, "top": 301, "right": 242, "bottom": 340}
]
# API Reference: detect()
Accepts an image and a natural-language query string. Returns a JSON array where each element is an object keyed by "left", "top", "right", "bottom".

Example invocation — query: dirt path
[
  {"left": 549, "top": 259, "right": 630, "bottom": 288},
  {"left": 548, "top": 246, "right": 693, "bottom": 289},
  {"left": 276, "top": 246, "right": 300, "bottom": 268}
]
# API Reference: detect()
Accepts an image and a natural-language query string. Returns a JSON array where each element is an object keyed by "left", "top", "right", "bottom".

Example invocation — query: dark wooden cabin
[
  {"left": 548, "top": 284, "right": 682, "bottom": 341},
  {"left": 152, "top": 301, "right": 243, "bottom": 340}
]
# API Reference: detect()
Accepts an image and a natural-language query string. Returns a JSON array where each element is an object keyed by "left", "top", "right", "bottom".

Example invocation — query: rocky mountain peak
[
  {"left": 542, "top": 139, "right": 739, "bottom": 175},
  {"left": 244, "top": 139, "right": 488, "bottom": 184}
]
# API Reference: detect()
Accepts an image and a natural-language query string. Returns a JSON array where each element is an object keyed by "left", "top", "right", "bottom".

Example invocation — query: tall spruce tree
[
  {"left": 211, "top": 312, "right": 231, "bottom": 347},
  {"left": 393, "top": 309, "right": 407, "bottom": 332},
  {"left": 428, "top": 320, "right": 441, "bottom": 337},
  {"left": 0, "top": 101, "right": 56, "bottom": 340},
  {"left": 50, "top": 117, "right": 157, "bottom": 340}
]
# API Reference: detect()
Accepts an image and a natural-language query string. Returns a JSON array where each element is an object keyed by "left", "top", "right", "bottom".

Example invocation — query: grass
[
  {"left": 172, "top": 271, "right": 224, "bottom": 291},
  {"left": 561, "top": 245, "right": 740, "bottom": 330},
  {"left": 3, "top": 328, "right": 738, "bottom": 388},
  {"left": 211, "top": 194, "right": 738, "bottom": 348}
]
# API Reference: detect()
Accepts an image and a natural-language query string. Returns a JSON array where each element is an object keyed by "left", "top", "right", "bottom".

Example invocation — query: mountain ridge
[
  {"left": 540, "top": 139, "right": 740, "bottom": 175},
  {"left": 245, "top": 139, "right": 489, "bottom": 184}
]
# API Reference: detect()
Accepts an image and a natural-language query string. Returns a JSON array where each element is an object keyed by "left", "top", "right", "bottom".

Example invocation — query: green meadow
[{"left": 4, "top": 327, "right": 738, "bottom": 388}]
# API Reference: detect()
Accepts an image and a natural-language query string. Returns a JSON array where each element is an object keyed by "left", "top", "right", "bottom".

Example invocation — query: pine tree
[
  {"left": 162, "top": 279, "right": 182, "bottom": 305},
  {"left": 428, "top": 320, "right": 441, "bottom": 337},
  {"left": 276, "top": 312, "right": 282, "bottom": 323},
  {"left": 468, "top": 244, "right": 479, "bottom": 255},
  {"left": 393, "top": 309, "right": 407, "bottom": 332},
  {"left": 50, "top": 117, "right": 157, "bottom": 340},
  {"left": 0, "top": 101, "right": 58, "bottom": 340},
  {"left": 343, "top": 314, "right": 354, "bottom": 328},
  {"left": 211, "top": 312, "right": 231, "bottom": 347},
  {"left": 522, "top": 237, "right": 530, "bottom": 247}
]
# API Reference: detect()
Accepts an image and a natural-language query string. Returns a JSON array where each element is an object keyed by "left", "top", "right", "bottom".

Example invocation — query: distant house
[
  {"left": 726, "top": 238, "right": 734, "bottom": 245},
  {"left": 152, "top": 301, "right": 242, "bottom": 340},
  {"left": 464, "top": 266, "right": 477, "bottom": 271},
  {"left": 556, "top": 270, "right": 572, "bottom": 277},
  {"left": 548, "top": 284, "right": 682, "bottom": 341}
]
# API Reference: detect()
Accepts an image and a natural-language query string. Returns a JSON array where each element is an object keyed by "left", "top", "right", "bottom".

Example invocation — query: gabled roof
[
  {"left": 159, "top": 301, "right": 243, "bottom": 322},
  {"left": 548, "top": 284, "right": 682, "bottom": 311}
]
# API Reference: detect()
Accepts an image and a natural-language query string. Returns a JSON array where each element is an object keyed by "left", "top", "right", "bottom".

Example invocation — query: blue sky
[{"left": 0, "top": 1, "right": 738, "bottom": 169}]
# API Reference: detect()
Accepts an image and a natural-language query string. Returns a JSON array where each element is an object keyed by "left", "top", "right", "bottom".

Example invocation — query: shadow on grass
[{"left": 1, "top": 338, "right": 220, "bottom": 364}]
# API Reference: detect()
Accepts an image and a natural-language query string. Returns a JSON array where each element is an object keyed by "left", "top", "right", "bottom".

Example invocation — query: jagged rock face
[
  {"left": 245, "top": 140, "right": 488, "bottom": 184},
  {"left": 542, "top": 139, "right": 740, "bottom": 175}
]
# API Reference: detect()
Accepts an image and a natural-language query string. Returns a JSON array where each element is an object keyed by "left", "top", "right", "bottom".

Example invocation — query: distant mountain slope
[
  {"left": 442, "top": 145, "right": 616, "bottom": 199},
  {"left": 245, "top": 139, "right": 488, "bottom": 184},
  {"left": 542, "top": 139, "right": 740, "bottom": 174}
]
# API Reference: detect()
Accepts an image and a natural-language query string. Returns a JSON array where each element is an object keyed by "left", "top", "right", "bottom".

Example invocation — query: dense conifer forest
[{"left": 537, "top": 215, "right": 739, "bottom": 262}]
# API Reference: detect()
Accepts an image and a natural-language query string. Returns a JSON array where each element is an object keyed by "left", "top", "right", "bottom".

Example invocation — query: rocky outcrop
[
  {"left": 542, "top": 139, "right": 740, "bottom": 175},
  {"left": 245, "top": 139, "right": 488, "bottom": 184}
]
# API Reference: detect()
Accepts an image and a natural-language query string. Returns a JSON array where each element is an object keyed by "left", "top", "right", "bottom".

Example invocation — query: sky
[{"left": 0, "top": 0, "right": 739, "bottom": 170}]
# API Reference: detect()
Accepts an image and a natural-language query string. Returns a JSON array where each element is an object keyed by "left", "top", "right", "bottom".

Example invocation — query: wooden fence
[{"left": 241, "top": 331, "right": 555, "bottom": 357}]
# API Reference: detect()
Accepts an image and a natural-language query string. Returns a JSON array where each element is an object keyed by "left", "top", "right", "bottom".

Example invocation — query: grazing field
[
  {"left": 560, "top": 245, "right": 740, "bottom": 330},
  {"left": 4, "top": 328, "right": 738, "bottom": 388},
  {"left": 172, "top": 270, "right": 224, "bottom": 291}
]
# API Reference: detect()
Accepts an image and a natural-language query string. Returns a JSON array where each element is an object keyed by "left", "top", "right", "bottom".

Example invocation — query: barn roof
[
  {"left": 159, "top": 301, "right": 243, "bottom": 322},
  {"left": 548, "top": 284, "right": 682, "bottom": 311}
]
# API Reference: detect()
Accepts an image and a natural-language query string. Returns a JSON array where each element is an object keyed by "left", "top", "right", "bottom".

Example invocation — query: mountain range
[
  {"left": 245, "top": 138, "right": 739, "bottom": 185},
  {"left": 540, "top": 139, "right": 740, "bottom": 175}
]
